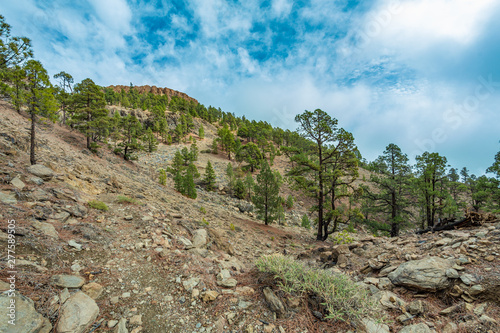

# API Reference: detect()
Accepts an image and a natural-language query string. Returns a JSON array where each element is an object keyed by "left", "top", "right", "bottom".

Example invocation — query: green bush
[
  {"left": 331, "top": 230, "right": 354, "bottom": 244},
  {"left": 116, "top": 195, "right": 137, "bottom": 204},
  {"left": 88, "top": 200, "right": 108, "bottom": 211},
  {"left": 200, "top": 206, "right": 207, "bottom": 214},
  {"left": 286, "top": 195, "right": 294, "bottom": 209},
  {"left": 158, "top": 168, "right": 167, "bottom": 186},
  {"left": 301, "top": 214, "right": 311, "bottom": 229},
  {"left": 256, "top": 255, "right": 378, "bottom": 322}
]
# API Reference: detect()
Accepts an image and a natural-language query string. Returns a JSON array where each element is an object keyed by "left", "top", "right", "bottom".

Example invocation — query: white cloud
[{"left": 271, "top": 0, "right": 293, "bottom": 18}]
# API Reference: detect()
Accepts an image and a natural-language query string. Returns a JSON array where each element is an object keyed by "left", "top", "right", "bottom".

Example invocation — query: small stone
[
  {"left": 82, "top": 282, "right": 104, "bottom": 299},
  {"left": 115, "top": 318, "right": 128, "bottom": 333},
  {"left": 469, "top": 284, "right": 484, "bottom": 296},
  {"left": 442, "top": 322, "right": 458, "bottom": 333},
  {"left": 129, "top": 314, "right": 142, "bottom": 325},
  {"left": 110, "top": 296, "right": 120, "bottom": 304},
  {"left": 484, "top": 255, "right": 495, "bottom": 262},
  {"left": 445, "top": 268, "right": 459, "bottom": 279},
  {"left": 50, "top": 275, "right": 85, "bottom": 289},
  {"left": 121, "top": 292, "right": 131, "bottom": 299},
  {"left": 68, "top": 240, "right": 83, "bottom": 251},
  {"left": 460, "top": 273, "right": 477, "bottom": 286},
  {"left": 202, "top": 290, "right": 219, "bottom": 302},
  {"left": 10, "top": 177, "right": 25, "bottom": 190},
  {"left": 474, "top": 303, "right": 488, "bottom": 316},
  {"left": 27, "top": 164, "right": 54, "bottom": 180}
]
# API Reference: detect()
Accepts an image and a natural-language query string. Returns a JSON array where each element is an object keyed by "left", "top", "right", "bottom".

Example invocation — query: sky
[{"left": 2, "top": 0, "right": 500, "bottom": 175}]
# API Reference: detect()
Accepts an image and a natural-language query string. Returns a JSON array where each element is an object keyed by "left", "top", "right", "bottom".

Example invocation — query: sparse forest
[{"left": 1, "top": 14, "right": 499, "bottom": 239}]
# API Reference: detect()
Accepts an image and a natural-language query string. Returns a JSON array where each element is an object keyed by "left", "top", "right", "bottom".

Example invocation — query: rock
[
  {"left": 407, "top": 300, "right": 426, "bottom": 315},
  {"left": 178, "top": 236, "right": 193, "bottom": 249},
  {"left": 388, "top": 257, "right": 454, "bottom": 291},
  {"left": 372, "top": 290, "right": 406, "bottom": 310},
  {"left": 398, "top": 323, "right": 432, "bottom": 333},
  {"left": 82, "top": 282, "right": 104, "bottom": 299},
  {"left": 29, "top": 176, "right": 44, "bottom": 185},
  {"left": 32, "top": 220, "right": 59, "bottom": 238},
  {"left": 53, "top": 211, "right": 71, "bottom": 222},
  {"left": 469, "top": 284, "right": 484, "bottom": 296},
  {"left": 68, "top": 240, "right": 83, "bottom": 251},
  {"left": 30, "top": 188, "right": 50, "bottom": 201},
  {"left": 359, "top": 318, "right": 390, "bottom": 333},
  {"left": 202, "top": 290, "right": 219, "bottom": 302},
  {"left": 0, "top": 291, "right": 49, "bottom": 333},
  {"left": 50, "top": 274, "right": 86, "bottom": 289},
  {"left": 0, "top": 190, "right": 17, "bottom": 204},
  {"left": 115, "top": 318, "right": 128, "bottom": 333},
  {"left": 108, "top": 320, "right": 119, "bottom": 328},
  {"left": 216, "top": 269, "right": 238, "bottom": 287},
  {"left": 130, "top": 314, "right": 142, "bottom": 325},
  {"left": 442, "top": 322, "right": 458, "bottom": 333},
  {"left": 460, "top": 273, "right": 477, "bottom": 286},
  {"left": 263, "top": 287, "right": 285, "bottom": 318},
  {"left": 11, "top": 176, "right": 25, "bottom": 189},
  {"left": 0, "top": 280, "right": 10, "bottom": 291},
  {"left": 16, "top": 259, "right": 48, "bottom": 272},
  {"left": 445, "top": 268, "right": 459, "bottom": 279},
  {"left": 27, "top": 164, "right": 54, "bottom": 181},
  {"left": 182, "top": 277, "right": 200, "bottom": 291},
  {"left": 56, "top": 291, "right": 99, "bottom": 333},
  {"left": 192, "top": 229, "right": 208, "bottom": 248},
  {"left": 238, "top": 202, "right": 254, "bottom": 213},
  {"left": 440, "top": 303, "right": 463, "bottom": 315}
]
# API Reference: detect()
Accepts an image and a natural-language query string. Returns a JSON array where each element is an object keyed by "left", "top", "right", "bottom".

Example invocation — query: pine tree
[
  {"left": 199, "top": 124, "right": 205, "bottom": 139},
  {"left": 159, "top": 168, "right": 167, "bottom": 185},
  {"left": 24, "top": 60, "right": 58, "bottom": 165},
  {"left": 362, "top": 144, "right": 412, "bottom": 237},
  {"left": 289, "top": 109, "right": 359, "bottom": 240},
  {"left": 184, "top": 165, "right": 197, "bottom": 199},
  {"left": 70, "top": 78, "right": 108, "bottom": 151},
  {"left": 244, "top": 173, "right": 255, "bottom": 200},
  {"left": 253, "top": 161, "right": 282, "bottom": 225},
  {"left": 226, "top": 162, "right": 235, "bottom": 189},
  {"left": 119, "top": 114, "right": 143, "bottom": 160},
  {"left": 234, "top": 179, "right": 246, "bottom": 200},
  {"left": 204, "top": 160, "right": 216, "bottom": 191},
  {"left": 143, "top": 127, "right": 158, "bottom": 152},
  {"left": 190, "top": 143, "right": 198, "bottom": 161},
  {"left": 236, "top": 142, "right": 263, "bottom": 172},
  {"left": 53, "top": 71, "right": 73, "bottom": 124},
  {"left": 415, "top": 152, "right": 448, "bottom": 229}
]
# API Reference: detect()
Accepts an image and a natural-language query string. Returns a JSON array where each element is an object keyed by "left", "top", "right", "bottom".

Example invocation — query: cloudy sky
[{"left": 2, "top": 0, "right": 500, "bottom": 174}]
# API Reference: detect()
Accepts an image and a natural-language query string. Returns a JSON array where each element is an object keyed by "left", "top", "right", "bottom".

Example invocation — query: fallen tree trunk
[{"left": 416, "top": 210, "right": 498, "bottom": 234}]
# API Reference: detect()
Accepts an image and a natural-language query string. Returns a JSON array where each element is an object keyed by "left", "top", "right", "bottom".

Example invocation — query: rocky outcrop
[{"left": 107, "top": 85, "right": 198, "bottom": 105}]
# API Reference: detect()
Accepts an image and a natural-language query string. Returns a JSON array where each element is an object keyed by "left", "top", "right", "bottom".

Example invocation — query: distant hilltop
[{"left": 107, "top": 85, "right": 198, "bottom": 105}]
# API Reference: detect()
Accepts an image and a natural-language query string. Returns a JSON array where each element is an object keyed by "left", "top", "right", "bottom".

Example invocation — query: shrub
[
  {"left": 200, "top": 206, "right": 207, "bottom": 214},
  {"left": 116, "top": 195, "right": 137, "bottom": 204},
  {"left": 256, "top": 255, "right": 378, "bottom": 322},
  {"left": 301, "top": 214, "right": 311, "bottom": 229},
  {"left": 159, "top": 168, "right": 167, "bottom": 186},
  {"left": 286, "top": 194, "right": 294, "bottom": 209},
  {"left": 229, "top": 223, "right": 235, "bottom": 231},
  {"left": 331, "top": 230, "right": 354, "bottom": 244},
  {"left": 88, "top": 200, "right": 108, "bottom": 211}
]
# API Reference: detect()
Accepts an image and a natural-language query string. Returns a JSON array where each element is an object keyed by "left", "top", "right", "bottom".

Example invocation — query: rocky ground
[{"left": 0, "top": 101, "right": 499, "bottom": 333}]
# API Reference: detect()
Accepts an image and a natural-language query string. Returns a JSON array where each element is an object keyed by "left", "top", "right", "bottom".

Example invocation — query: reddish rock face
[{"left": 107, "top": 85, "right": 199, "bottom": 105}]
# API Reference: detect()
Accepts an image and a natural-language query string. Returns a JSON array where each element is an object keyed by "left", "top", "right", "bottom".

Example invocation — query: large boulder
[
  {"left": 56, "top": 291, "right": 99, "bottom": 333},
  {"left": 27, "top": 164, "right": 54, "bottom": 181},
  {"left": 388, "top": 257, "right": 454, "bottom": 291},
  {"left": 0, "top": 291, "right": 52, "bottom": 333}
]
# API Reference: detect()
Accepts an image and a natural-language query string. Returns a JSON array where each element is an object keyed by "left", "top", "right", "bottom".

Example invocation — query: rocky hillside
[
  {"left": 107, "top": 85, "right": 199, "bottom": 105},
  {"left": 1, "top": 100, "right": 499, "bottom": 333}
]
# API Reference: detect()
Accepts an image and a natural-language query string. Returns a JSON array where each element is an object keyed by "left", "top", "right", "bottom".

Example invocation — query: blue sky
[{"left": 2, "top": 0, "right": 499, "bottom": 175}]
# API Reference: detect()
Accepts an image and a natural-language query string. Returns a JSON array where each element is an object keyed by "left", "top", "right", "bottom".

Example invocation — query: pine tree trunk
[{"left": 30, "top": 110, "right": 36, "bottom": 165}]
